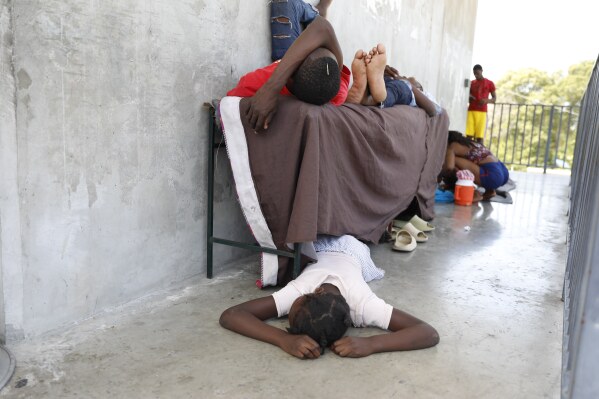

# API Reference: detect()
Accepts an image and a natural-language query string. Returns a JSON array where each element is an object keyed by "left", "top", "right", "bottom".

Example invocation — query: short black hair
[
  {"left": 473, "top": 64, "right": 483, "bottom": 72},
  {"left": 291, "top": 56, "right": 340, "bottom": 105},
  {"left": 287, "top": 292, "right": 351, "bottom": 352}
]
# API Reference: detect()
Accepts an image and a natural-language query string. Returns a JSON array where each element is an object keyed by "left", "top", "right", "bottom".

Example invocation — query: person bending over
[
  {"left": 220, "top": 235, "right": 439, "bottom": 359},
  {"left": 442, "top": 130, "right": 509, "bottom": 199}
]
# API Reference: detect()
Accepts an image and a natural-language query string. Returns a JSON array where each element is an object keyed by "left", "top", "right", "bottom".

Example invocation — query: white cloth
[
  {"left": 403, "top": 80, "right": 443, "bottom": 116},
  {"left": 313, "top": 235, "right": 385, "bottom": 282},
  {"left": 271, "top": 252, "right": 393, "bottom": 329}
]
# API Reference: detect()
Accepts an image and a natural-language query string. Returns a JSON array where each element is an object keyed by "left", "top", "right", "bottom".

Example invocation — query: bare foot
[
  {"left": 346, "top": 50, "right": 369, "bottom": 104},
  {"left": 366, "top": 43, "right": 388, "bottom": 103},
  {"left": 482, "top": 189, "right": 496, "bottom": 201}
]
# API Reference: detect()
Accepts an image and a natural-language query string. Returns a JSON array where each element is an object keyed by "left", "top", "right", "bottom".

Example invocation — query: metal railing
[
  {"left": 484, "top": 103, "right": 579, "bottom": 172},
  {"left": 562, "top": 56, "right": 599, "bottom": 398}
]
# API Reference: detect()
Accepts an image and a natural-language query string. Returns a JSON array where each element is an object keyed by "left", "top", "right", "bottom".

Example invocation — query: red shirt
[
  {"left": 468, "top": 78, "right": 496, "bottom": 112},
  {"left": 227, "top": 60, "right": 351, "bottom": 106}
]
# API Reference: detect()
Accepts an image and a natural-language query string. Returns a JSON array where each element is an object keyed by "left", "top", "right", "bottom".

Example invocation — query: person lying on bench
[
  {"left": 220, "top": 235, "right": 439, "bottom": 359},
  {"left": 348, "top": 43, "right": 441, "bottom": 116},
  {"left": 228, "top": 0, "right": 440, "bottom": 131}
]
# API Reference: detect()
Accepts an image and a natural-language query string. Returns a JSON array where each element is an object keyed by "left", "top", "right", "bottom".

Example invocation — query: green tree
[
  {"left": 496, "top": 60, "right": 594, "bottom": 105},
  {"left": 486, "top": 60, "right": 594, "bottom": 170}
]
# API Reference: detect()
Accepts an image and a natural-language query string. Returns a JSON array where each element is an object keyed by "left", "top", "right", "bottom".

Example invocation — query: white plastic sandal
[
  {"left": 402, "top": 222, "right": 428, "bottom": 243},
  {"left": 391, "top": 230, "right": 416, "bottom": 252},
  {"left": 393, "top": 215, "right": 435, "bottom": 232}
]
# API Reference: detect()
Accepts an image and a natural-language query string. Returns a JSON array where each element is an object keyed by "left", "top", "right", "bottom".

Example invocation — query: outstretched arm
[
  {"left": 245, "top": 15, "right": 343, "bottom": 130},
  {"left": 412, "top": 87, "right": 439, "bottom": 117},
  {"left": 219, "top": 296, "right": 322, "bottom": 359},
  {"left": 330, "top": 308, "right": 439, "bottom": 358}
]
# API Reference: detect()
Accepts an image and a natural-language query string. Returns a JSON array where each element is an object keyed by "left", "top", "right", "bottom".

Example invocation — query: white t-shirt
[{"left": 271, "top": 252, "right": 393, "bottom": 329}]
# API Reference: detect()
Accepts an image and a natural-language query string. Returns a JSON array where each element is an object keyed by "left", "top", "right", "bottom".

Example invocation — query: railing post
[{"left": 543, "top": 106, "right": 555, "bottom": 174}]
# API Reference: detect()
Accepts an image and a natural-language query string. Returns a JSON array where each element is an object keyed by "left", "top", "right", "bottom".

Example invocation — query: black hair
[
  {"left": 473, "top": 64, "right": 483, "bottom": 72},
  {"left": 448, "top": 130, "right": 475, "bottom": 148},
  {"left": 287, "top": 292, "right": 351, "bottom": 353},
  {"left": 291, "top": 56, "right": 340, "bottom": 105}
]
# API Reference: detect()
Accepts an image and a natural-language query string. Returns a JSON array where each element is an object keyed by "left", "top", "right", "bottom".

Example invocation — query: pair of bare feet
[{"left": 346, "top": 43, "right": 388, "bottom": 105}]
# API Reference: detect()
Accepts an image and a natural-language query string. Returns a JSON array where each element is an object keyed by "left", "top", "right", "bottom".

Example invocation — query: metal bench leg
[
  {"left": 206, "top": 108, "right": 215, "bottom": 279},
  {"left": 292, "top": 243, "right": 302, "bottom": 278}
]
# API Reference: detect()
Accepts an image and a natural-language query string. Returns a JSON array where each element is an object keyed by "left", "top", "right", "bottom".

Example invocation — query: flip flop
[
  {"left": 393, "top": 215, "right": 435, "bottom": 232},
  {"left": 401, "top": 222, "right": 428, "bottom": 243},
  {"left": 391, "top": 230, "right": 416, "bottom": 252}
]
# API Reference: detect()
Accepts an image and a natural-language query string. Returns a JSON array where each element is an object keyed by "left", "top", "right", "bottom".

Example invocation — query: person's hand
[
  {"left": 478, "top": 98, "right": 488, "bottom": 105},
  {"left": 279, "top": 334, "right": 322, "bottom": 359},
  {"left": 330, "top": 336, "right": 374, "bottom": 358},
  {"left": 384, "top": 65, "right": 400, "bottom": 80},
  {"left": 245, "top": 86, "right": 279, "bottom": 131}
]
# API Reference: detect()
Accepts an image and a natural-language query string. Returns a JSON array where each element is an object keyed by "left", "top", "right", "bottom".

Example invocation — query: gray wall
[{"left": 0, "top": 0, "right": 476, "bottom": 339}]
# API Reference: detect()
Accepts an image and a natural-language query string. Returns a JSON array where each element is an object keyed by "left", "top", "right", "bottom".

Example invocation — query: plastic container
[{"left": 454, "top": 179, "right": 475, "bottom": 206}]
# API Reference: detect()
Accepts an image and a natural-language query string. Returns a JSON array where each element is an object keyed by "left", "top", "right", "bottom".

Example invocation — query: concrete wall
[{"left": 0, "top": 0, "right": 476, "bottom": 339}]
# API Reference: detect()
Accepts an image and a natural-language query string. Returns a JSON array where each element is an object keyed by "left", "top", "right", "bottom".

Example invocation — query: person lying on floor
[
  {"left": 219, "top": 235, "right": 439, "bottom": 359},
  {"left": 441, "top": 130, "right": 509, "bottom": 200}
]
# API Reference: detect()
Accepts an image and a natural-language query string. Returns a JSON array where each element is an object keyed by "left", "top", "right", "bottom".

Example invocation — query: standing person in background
[{"left": 466, "top": 64, "right": 496, "bottom": 144}]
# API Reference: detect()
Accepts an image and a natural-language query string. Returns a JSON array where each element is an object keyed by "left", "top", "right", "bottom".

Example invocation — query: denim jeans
[
  {"left": 270, "top": 0, "right": 319, "bottom": 61},
  {"left": 381, "top": 77, "right": 414, "bottom": 108}
]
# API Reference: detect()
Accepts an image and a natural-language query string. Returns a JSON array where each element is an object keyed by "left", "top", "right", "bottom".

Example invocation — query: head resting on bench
[{"left": 287, "top": 47, "right": 341, "bottom": 106}]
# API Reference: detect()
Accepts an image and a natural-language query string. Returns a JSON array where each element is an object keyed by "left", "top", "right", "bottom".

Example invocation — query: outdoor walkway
[{"left": 1, "top": 171, "right": 568, "bottom": 399}]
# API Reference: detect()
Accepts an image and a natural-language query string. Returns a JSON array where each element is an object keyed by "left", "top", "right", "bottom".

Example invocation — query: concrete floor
[{"left": 1, "top": 171, "right": 568, "bottom": 399}]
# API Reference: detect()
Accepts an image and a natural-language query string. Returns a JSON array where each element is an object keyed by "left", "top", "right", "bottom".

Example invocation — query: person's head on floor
[
  {"left": 448, "top": 130, "right": 475, "bottom": 147},
  {"left": 473, "top": 64, "right": 484, "bottom": 80},
  {"left": 287, "top": 47, "right": 340, "bottom": 106},
  {"left": 287, "top": 286, "right": 351, "bottom": 353}
]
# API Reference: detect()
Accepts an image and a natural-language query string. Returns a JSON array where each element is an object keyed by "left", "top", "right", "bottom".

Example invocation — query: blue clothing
[
  {"left": 381, "top": 78, "right": 443, "bottom": 115},
  {"left": 271, "top": 0, "right": 319, "bottom": 61},
  {"left": 313, "top": 235, "right": 385, "bottom": 282},
  {"left": 381, "top": 77, "right": 414, "bottom": 108},
  {"left": 479, "top": 161, "right": 509, "bottom": 190}
]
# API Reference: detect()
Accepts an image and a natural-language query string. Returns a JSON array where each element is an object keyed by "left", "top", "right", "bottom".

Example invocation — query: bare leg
[
  {"left": 346, "top": 50, "right": 369, "bottom": 104},
  {"left": 366, "top": 43, "right": 387, "bottom": 103}
]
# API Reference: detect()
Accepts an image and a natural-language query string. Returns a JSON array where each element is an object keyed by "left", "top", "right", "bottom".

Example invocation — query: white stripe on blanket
[{"left": 219, "top": 97, "right": 278, "bottom": 287}]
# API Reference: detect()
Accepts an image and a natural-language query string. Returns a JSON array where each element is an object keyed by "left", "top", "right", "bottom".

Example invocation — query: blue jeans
[
  {"left": 271, "top": 0, "right": 319, "bottom": 61},
  {"left": 479, "top": 161, "right": 509, "bottom": 190},
  {"left": 381, "top": 78, "right": 414, "bottom": 108}
]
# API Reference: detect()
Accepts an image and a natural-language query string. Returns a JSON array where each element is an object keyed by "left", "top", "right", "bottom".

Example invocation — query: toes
[{"left": 376, "top": 43, "right": 386, "bottom": 54}]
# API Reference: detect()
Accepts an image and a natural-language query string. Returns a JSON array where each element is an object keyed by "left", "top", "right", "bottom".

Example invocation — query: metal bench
[{"left": 205, "top": 102, "right": 302, "bottom": 281}]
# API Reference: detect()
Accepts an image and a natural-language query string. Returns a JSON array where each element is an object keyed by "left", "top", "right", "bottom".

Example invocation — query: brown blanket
[{"left": 220, "top": 95, "right": 448, "bottom": 285}]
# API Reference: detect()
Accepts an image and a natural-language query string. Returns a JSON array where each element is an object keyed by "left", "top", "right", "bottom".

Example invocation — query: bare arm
[
  {"left": 246, "top": 16, "right": 343, "bottom": 130},
  {"left": 489, "top": 90, "right": 496, "bottom": 104},
  {"left": 412, "top": 87, "right": 438, "bottom": 117},
  {"left": 330, "top": 308, "right": 439, "bottom": 358},
  {"left": 443, "top": 142, "right": 471, "bottom": 172},
  {"left": 219, "top": 296, "right": 322, "bottom": 359},
  {"left": 315, "top": 0, "right": 334, "bottom": 18}
]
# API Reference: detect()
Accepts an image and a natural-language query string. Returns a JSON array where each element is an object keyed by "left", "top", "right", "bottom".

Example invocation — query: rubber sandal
[
  {"left": 401, "top": 222, "right": 428, "bottom": 243},
  {"left": 391, "top": 230, "right": 416, "bottom": 252},
  {"left": 393, "top": 215, "right": 435, "bottom": 232}
]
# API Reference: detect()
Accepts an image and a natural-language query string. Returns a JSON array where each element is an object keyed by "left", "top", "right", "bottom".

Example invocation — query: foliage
[
  {"left": 496, "top": 60, "right": 594, "bottom": 106},
  {"left": 486, "top": 60, "right": 595, "bottom": 170}
]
